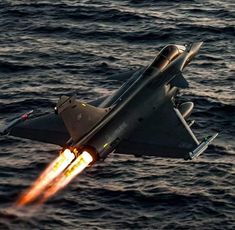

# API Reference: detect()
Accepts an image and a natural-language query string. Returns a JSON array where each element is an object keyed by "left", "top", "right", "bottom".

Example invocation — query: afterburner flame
[
  {"left": 16, "top": 149, "right": 75, "bottom": 207},
  {"left": 39, "top": 151, "right": 93, "bottom": 204}
]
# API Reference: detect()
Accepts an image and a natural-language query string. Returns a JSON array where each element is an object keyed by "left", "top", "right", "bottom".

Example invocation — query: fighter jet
[
  {"left": 1, "top": 42, "right": 217, "bottom": 159},
  {"left": 1, "top": 42, "right": 218, "bottom": 205}
]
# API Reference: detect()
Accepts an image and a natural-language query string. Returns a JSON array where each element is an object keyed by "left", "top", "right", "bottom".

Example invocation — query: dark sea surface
[{"left": 0, "top": 0, "right": 234, "bottom": 229}]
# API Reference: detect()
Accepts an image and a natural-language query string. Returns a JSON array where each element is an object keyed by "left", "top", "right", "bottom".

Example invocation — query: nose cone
[
  {"left": 173, "top": 42, "right": 203, "bottom": 71},
  {"left": 187, "top": 42, "right": 203, "bottom": 57},
  {"left": 183, "top": 42, "right": 203, "bottom": 69}
]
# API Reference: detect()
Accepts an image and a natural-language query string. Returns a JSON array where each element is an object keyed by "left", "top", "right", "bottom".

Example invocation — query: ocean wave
[
  {"left": 0, "top": 99, "right": 54, "bottom": 113},
  {"left": 0, "top": 0, "right": 234, "bottom": 229}
]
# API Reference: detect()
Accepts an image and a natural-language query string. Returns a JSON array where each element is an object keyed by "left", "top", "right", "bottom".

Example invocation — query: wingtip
[
  {"left": 187, "top": 132, "right": 218, "bottom": 160},
  {"left": 205, "top": 132, "right": 219, "bottom": 141},
  {"left": 0, "top": 127, "right": 7, "bottom": 136}
]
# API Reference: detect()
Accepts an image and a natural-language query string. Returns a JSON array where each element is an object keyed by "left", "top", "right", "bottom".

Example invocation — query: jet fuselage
[{"left": 73, "top": 45, "right": 185, "bottom": 159}]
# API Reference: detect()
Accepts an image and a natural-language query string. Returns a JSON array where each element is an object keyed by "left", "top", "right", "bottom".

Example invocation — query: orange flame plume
[
  {"left": 39, "top": 151, "right": 93, "bottom": 204},
  {"left": 16, "top": 149, "right": 75, "bottom": 206}
]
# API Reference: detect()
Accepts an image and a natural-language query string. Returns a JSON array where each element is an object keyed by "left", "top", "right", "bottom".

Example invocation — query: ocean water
[{"left": 0, "top": 0, "right": 234, "bottom": 229}]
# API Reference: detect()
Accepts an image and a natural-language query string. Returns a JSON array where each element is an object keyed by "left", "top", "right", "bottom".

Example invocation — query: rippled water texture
[{"left": 0, "top": 0, "right": 234, "bottom": 229}]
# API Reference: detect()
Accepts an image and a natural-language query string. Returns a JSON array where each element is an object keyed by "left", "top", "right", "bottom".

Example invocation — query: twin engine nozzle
[{"left": 63, "top": 145, "right": 99, "bottom": 166}]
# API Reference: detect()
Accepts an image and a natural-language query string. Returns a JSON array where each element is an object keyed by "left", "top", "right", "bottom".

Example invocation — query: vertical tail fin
[{"left": 57, "top": 96, "right": 108, "bottom": 142}]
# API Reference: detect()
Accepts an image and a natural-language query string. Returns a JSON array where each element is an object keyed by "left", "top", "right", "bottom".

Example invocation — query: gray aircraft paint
[{"left": 1, "top": 42, "right": 218, "bottom": 160}]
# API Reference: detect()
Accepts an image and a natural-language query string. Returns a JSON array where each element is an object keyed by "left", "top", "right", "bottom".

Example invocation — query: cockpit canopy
[{"left": 151, "top": 45, "right": 185, "bottom": 70}]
